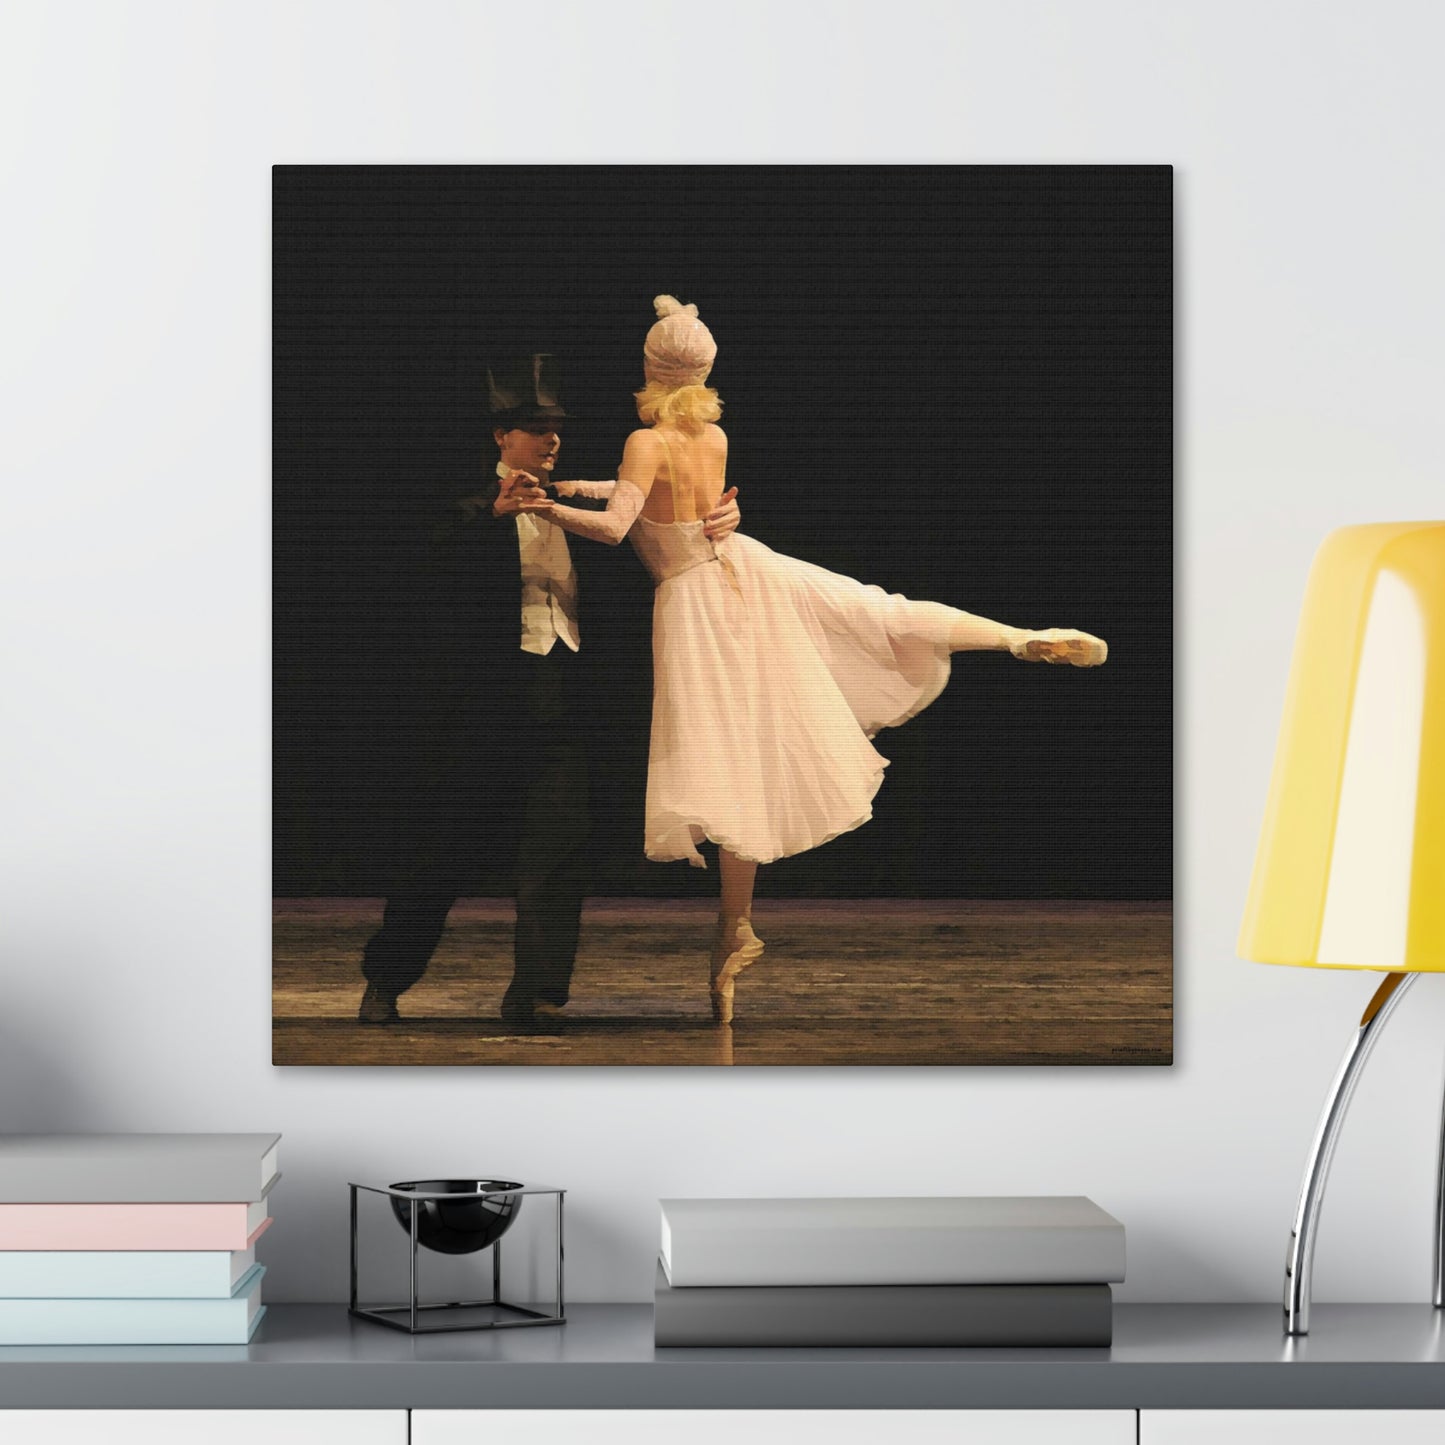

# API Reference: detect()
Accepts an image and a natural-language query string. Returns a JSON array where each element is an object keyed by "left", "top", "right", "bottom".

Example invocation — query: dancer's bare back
[{"left": 620, "top": 423, "right": 729, "bottom": 525}]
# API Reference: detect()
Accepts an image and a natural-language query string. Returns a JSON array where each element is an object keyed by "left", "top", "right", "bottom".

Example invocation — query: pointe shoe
[
  {"left": 1010, "top": 628, "right": 1108, "bottom": 667},
  {"left": 710, "top": 919, "right": 765, "bottom": 1025}
]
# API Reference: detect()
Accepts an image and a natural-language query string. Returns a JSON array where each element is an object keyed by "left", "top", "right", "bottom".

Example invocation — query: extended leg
[
  {"left": 916, "top": 603, "right": 1106, "bottom": 667},
  {"left": 1284, "top": 970, "right": 1417, "bottom": 1334}
]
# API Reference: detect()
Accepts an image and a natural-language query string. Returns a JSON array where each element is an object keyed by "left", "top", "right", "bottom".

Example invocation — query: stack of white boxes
[{"left": 654, "top": 1196, "right": 1125, "bottom": 1346}]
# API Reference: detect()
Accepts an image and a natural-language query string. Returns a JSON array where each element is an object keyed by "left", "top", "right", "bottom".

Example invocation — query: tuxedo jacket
[{"left": 377, "top": 477, "right": 608, "bottom": 892}]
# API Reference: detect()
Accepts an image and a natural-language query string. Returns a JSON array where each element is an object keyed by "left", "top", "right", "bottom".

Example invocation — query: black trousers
[{"left": 361, "top": 648, "right": 589, "bottom": 1010}]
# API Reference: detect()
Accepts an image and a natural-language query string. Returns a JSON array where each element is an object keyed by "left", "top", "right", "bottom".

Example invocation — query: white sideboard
[
  {"left": 0, "top": 1411, "right": 405, "bottom": 1444},
  {"left": 411, "top": 1411, "right": 1134, "bottom": 1445},
  {"left": 2, "top": 1303, "right": 1444, "bottom": 1419},
  {"left": 8, "top": 1409, "right": 1445, "bottom": 1444},
  {"left": 1141, "top": 1412, "right": 1445, "bottom": 1443}
]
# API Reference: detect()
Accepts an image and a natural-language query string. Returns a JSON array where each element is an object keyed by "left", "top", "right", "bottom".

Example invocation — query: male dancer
[{"left": 356, "top": 355, "right": 739, "bottom": 1032}]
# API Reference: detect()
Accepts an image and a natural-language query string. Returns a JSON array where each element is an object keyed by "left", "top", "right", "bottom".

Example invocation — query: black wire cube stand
[{"left": 349, "top": 1180, "right": 565, "bottom": 1334}]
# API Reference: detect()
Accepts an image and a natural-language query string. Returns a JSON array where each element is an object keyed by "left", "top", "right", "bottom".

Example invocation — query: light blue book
[
  {"left": 0, "top": 1244, "right": 257, "bottom": 1298},
  {"left": 0, "top": 1264, "right": 264, "bottom": 1344}
]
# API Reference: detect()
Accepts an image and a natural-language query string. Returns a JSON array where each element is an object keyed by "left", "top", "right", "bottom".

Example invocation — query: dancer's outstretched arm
[
  {"left": 540, "top": 432, "right": 740, "bottom": 547},
  {"left": 546, "top": 476, "right": 739, "bottom": 540},
  {"left": 552, "top": 480, "right": 616, "bottom": 499},
  {"left": 544, "top": 479, "right": 647, "bottom": 545},
  {"left": 539, "top": 429, "right": 659, "bottom": 545}
]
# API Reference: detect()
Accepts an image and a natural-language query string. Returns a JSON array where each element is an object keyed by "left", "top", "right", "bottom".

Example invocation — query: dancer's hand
[
  {"left": 493, "top": 471, "right": 556, "bottom": 518},
  {"left": 703, "top": 487, "right": 740, "bottom": 541}
]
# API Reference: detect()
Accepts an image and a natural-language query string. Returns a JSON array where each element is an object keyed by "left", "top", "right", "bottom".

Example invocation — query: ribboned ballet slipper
[
  {"left": 1009, "top": 628, "right": 1108, "bottom": 667},
  {"left": 709, "top": 919, "right": 765, "bottom": 1026}
]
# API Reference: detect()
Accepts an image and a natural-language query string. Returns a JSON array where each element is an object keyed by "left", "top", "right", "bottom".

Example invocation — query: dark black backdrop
[{"left": 274, "top": 165, "right": 1171, "bottom": 900}]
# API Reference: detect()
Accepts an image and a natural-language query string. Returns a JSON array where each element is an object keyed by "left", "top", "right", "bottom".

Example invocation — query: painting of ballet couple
[{"left": 272, "top": 164, "right": 1171, "bottom": 1066}]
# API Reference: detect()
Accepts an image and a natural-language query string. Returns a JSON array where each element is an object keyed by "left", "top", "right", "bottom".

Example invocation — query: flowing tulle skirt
[{"left": 644, "top": 533, "right": 954, "bottom": 866}]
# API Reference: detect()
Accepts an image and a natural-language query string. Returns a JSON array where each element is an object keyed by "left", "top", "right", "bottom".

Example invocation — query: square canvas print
[{"left": 273, "top": 164, "right": 1172, "bottom": 1066}]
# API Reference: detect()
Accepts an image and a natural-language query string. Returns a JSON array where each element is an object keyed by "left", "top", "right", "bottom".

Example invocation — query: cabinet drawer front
[
  {"left": 1143, "top": 1411, "right": 1445, "bottom": 1444},
  {"left": 414, "top": 1409, "right": 1136, "bottom": 1445},
  {"left": 0, "top": 1411, "right": 407, "bottom": 1445}
]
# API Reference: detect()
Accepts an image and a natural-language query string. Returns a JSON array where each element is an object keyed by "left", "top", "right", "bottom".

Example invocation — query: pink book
[{"left": 0, "top": 1201, "right": 271, "bottom": 1251}]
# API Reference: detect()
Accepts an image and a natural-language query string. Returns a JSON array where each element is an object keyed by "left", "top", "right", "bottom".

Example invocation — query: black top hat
[{"left": 486, "top": 353, "right": 567, "bottom": 424}]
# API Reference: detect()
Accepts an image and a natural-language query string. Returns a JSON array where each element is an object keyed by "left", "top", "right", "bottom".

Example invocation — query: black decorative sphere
[{"left": 388, "top": 1179, "right": 524, "bottom": 1255}]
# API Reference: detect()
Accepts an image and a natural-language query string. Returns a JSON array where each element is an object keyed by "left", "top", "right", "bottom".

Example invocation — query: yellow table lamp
[{"left": 1239, "top": 520, "right": 1445, "bottom": 1334}]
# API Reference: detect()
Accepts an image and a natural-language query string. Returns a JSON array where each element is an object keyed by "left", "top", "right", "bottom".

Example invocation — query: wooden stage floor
[{"left": 273, "top": 899, "right": 1171, "bottom": 1067}]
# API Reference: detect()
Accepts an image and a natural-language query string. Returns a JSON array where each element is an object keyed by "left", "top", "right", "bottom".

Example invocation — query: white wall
[{"left": 1, "top": 0, "right": 1441, "bottom": 1305}]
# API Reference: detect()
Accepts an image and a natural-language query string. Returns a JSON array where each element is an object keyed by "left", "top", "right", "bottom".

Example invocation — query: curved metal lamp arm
[
  {"left": 1435, "top": 1051, "right": 1445, "bottom": 1309},
  {"left": 1285, "top": 970, "right": 1417, "bottom": 1335}
]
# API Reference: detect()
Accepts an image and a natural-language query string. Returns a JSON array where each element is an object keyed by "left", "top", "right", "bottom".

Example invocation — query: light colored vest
[{"left": 499, "top": 462, "right": 580, "bottom": 655}]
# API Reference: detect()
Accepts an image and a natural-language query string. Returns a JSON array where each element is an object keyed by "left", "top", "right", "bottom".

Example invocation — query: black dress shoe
[
  {"left": 499, "top": 1000, "right": 567, "bottom": 1035},
  {"left": 358, "top": 984, "right": 401, "bottom": 1026}
]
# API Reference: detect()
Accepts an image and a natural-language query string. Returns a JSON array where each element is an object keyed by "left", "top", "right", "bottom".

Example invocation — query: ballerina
[{"left": 533, "top": 296, "right": 1107, "bottom": 1024}]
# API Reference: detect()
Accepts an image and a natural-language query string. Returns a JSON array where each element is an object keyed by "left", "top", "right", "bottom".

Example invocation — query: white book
[
  {"left": 0, "top": 1264, "right": 265, "bottom": 1344},
  {"left": 0, "top": 1133, "right": 280, "bottom": 1203},
  {"left": 0, "top": 1244, "right": 257, "bottom": 1297},
  {"left": 659, "top": 1196, "right": 1126, "bottom": 1287}
]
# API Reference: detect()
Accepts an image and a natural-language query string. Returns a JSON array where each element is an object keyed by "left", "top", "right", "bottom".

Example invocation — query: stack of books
[
  {"left": 0, "top": 1133, "right": 279, "bottom": 1344},
  {"left": 655, "top": 1196, "right": 1124, "bottom": 1347}
]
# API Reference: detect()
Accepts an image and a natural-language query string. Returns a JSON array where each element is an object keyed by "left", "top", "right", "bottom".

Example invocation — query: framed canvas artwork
[{"left": 272, "top": 164, "right": 1172, "bottom": 1066}]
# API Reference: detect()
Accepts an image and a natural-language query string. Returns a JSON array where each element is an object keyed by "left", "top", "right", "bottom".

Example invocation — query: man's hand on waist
[{"left": 703, "top": 486, "right": 741, "bottom": 541}]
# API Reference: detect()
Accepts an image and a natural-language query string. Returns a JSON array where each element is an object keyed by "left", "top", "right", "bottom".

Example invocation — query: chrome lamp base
[{"left": 1283, "top": 972, "right": 1438, "bottom": 1334}]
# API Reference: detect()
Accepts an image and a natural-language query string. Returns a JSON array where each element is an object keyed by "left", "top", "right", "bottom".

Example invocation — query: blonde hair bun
[{"left": 654, "top": 294, "right": 699, "bottom": 321}]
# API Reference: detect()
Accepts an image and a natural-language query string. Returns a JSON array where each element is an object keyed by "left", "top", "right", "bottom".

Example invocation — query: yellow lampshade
[{"left": 1239, "top": 521, "right": 1445, "bottom": 972}]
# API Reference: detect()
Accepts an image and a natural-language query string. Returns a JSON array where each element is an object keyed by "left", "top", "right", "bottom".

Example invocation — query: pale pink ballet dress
[{"left": 629, "top": 515, "right": 956, "bottom": 867}]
